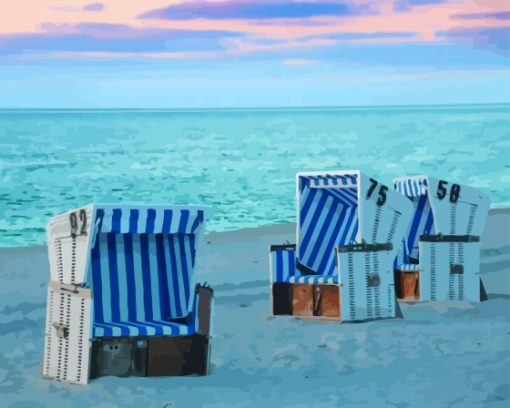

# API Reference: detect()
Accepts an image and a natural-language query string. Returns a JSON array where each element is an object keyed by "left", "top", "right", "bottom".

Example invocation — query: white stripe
[
  {"left": 154, "top": 209, "right": 165, "bottom": 233},
  {"left": 170, "top": 210, "right": 181, "bottom": 233},
  {"left": 120, "top": 209, "right": 130, "bottom": 233},
  {"left": 101, "top": 208, "right": 113, "bottom": 232},
  {"left": 137, "top": 209, "right": 148, "bottom": 233}
]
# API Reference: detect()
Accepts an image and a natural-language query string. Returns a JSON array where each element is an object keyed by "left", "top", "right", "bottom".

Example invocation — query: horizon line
[{"left": 0, "top": 101, "right": 509, "bottom": 112}]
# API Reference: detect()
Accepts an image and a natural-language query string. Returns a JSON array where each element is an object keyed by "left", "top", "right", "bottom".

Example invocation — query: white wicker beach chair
[
  {"left": 270, "top": 170, "right": 413, "bottom": 322},
  {"left": 393, "top": 176, "right": 490, "bottom": 302},
  {"left": 41, "top": 204, "right": 212, "bottom": 385}
]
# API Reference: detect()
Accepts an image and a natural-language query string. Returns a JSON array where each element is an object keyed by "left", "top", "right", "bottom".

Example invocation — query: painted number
[
  {"left": 69, "top": 209, "right": 87, "bottom": 238},
  {"left": 366, "top": 178, "right": 388, "bottom": 206},
  {"left": 436, "top": 180, "right": 461, "bottom": 203}
]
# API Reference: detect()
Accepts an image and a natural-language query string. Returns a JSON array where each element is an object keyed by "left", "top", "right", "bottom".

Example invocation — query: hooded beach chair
[
  {"left": 393, "top": 176, "right": 490, "bottom": 302},
  {"left": 41, "top": 204, "right": 213, "bottom": 385},
  {"left": 270, "top": 170, "right": 413, "bottom": 322}
]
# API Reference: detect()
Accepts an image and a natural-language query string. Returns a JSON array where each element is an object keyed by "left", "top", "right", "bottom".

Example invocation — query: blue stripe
[
  {"left": 276, "top": 251, "right": 283, "bottom": 281},
  {"left": 423, "top": 208, "right": 434, "bottom": 235},
  {"left": 350, "top": 218, "right": 359, "bottom": 243},
  {"left": 107, "top": 233, "right": 121, "bottom": 326},
  {"left": 340, "top": 206, "right": 357, "bottom": 245},
  {"left": 167, "top": 235, "right": 183, "bottom": 317},
  {"left": 112, "top": 209, "right": 122, "bottom": 232},
  {"left": 287, "top": 250, "right": 295, "bottom": 277},
  {"left": 179, "top": 210, "right": 190, "bottom": 233},
  {"left": 190, "top": 210, "right": 204, "bottom": 233},
  {"left": 91, "top": 233, "right": 104, "bottom": 324},
  {"left": 407, "top": 195, "right": 427, "bottom": 253},
  {"left": 129, "top": 209, "right": 139, "bottom": 233},
  {"left": 162, "top": 210, "right": 173, "bottom": 233},
  {"left": 307, "top": 198, "right": 338, "bottom": 268},
  {"left": 299, "top": 186, "right": 316, "bottom": 228},
  {"left": 317, "top": 205, "right": 347, "bottom": 273},
  {"left": 146, "top": 209, "right": 156, "bottom": 233},
  {"left": 155, "top": 234, "right": 170, "bottom": 319},
  {"left": 179, "top": 235, "right": 191, "bottom": 309},
  {"left": 140, "top": 234, "right": 153, "bottom": 321},
  {"left": 299, "top": 191, "right": 329, "bottom": 263},
  {"left": 123, "top": 234, "right": 137, "bottom": 323}
]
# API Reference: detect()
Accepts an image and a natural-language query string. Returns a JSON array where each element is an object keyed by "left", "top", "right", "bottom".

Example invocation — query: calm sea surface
[{"left": 1, "top": 104, "right": 509, "bottom": 247}]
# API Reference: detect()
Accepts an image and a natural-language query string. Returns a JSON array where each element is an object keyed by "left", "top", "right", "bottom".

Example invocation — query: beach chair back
[
  {"left": 393, "top": 176, "right": 490, "bottom": 262},
  {"left": 296, "top": 171, "right": 413, "bottom": 276}
]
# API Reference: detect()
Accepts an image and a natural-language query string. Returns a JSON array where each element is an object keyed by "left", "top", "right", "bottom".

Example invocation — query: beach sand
[{"left": 0, "top": 209, "right": 508, "bottom": 407}]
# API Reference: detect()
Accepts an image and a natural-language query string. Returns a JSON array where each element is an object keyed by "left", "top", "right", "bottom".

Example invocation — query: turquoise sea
[{"left": 1, "top": 104, "right": 509, "bottom": 247}]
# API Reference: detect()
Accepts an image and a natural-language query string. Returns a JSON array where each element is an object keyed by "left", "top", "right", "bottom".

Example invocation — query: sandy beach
[{"left": 0, "top": 209, "right": 508, "bottom": 407}]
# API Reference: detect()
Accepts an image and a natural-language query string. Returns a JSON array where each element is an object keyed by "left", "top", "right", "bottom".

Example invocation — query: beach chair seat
[
  {"left": 270, "top": 170, "right": 413, "bottom": 322},
  {"left": 42, "top": 204, "right": 212, "bottom": 385},
  {"left": 394, "top": 176, "right": 490, "bottom": 302}
]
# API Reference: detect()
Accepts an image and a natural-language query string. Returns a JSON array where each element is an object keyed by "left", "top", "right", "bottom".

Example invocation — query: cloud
[
  {"left": 303, "top": 31, "right": 417, "bottom": 42},
  {"left": 283, "top": 58, "right": 318, "bottom": 66},
  {"left": 0, "top": 23, "right": 242, "bottom": 55},
  {"left": 139, "top": 1, "right": 368, "bottom": 20},
  {"left": 452, "top": 11, "right": 510, "bottom": 21},
  {"left": 438, "top": 26, "right": 510, "bottom": 56},
  {"left": 83, "top": 3, "right": 105, "bottom": 12},
  {"left": 394, "top": 0, "right": 447, "bottom": 12}
]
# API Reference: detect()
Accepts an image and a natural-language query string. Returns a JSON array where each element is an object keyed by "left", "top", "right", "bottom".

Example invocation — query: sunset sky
[{"left": 0, "top": 0, "right": 508, "bottom": 107}]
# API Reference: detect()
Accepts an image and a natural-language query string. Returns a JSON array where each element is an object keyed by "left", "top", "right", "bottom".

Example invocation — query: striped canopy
[
  {"left": 296, "top": 171, "right": 413, "bottom": 277},
  {"left": 393, "top": 175, "right": 490, "bottom": 264},
  {"left": 95, "top": 205, "right": 206, "bottom": 235}
]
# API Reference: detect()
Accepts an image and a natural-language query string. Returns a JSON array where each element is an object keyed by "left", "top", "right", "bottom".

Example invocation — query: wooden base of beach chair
[
  {"left": 272, "top": 283, "right": 340, "bottom": 319},
  {"left": 395, "top": 270, "right": 420, "bottom": 301},
  {"left": 90, "top": 334, "right": 210, "bottom": 379}
]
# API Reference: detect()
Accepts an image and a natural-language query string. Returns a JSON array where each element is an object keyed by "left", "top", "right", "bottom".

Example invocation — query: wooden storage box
[
  {"left": 272, "top": 282, "right": 340, "bottom": 319},
  {"left": 90, "top": 334, "right": 210, "bottom": 379},
  {"left": 395, "top": 270, "right": 420, "bottom": 301}
]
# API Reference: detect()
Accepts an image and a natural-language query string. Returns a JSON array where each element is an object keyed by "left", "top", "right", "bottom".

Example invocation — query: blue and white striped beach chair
[
  {"left": 270, "top": 170, "right": 413, "bottom": 322},
  {"left": 42, "top": 204, "right": 212, "bottom": 385},
  {"left": 394, "top": 176, "right": 490, "bottom": 302}
]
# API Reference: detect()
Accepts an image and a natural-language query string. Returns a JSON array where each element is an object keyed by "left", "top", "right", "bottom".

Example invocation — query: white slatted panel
[
  {"left": 419, "top": 240, "right": 481, "bottom": 302},
  {"left": 337, "top": 249, "right": 397, "bottom": 322},
  {"left": 42, "top": 283, "right": 92, "bottom": 385}
]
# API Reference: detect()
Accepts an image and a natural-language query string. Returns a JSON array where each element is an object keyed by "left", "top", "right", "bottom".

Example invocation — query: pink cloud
[{"left": 0, "top": 0, "right": 508, "bottom": 59}]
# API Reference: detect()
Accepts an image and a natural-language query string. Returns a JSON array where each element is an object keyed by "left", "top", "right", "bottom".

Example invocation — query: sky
[{"left": 0, "top": 0, "right": 509, "bottom": 108}]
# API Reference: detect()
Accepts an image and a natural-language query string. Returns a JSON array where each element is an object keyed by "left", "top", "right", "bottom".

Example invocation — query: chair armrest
[
  {"left": 191, "top": 284, "right": 214, "bottom": 337},
  {"left": 269, "top": 244, "right": 297, "bottom": 283}
]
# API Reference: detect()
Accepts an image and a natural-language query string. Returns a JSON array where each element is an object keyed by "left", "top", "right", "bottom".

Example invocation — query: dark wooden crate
[{"left": 147, "top": 335, "right": 209, "bottom": 377}]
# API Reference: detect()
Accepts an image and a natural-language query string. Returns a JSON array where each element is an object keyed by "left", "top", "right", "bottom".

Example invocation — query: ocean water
[{"left": 0, "top": 104, "right": 509, "bottom": 247}]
